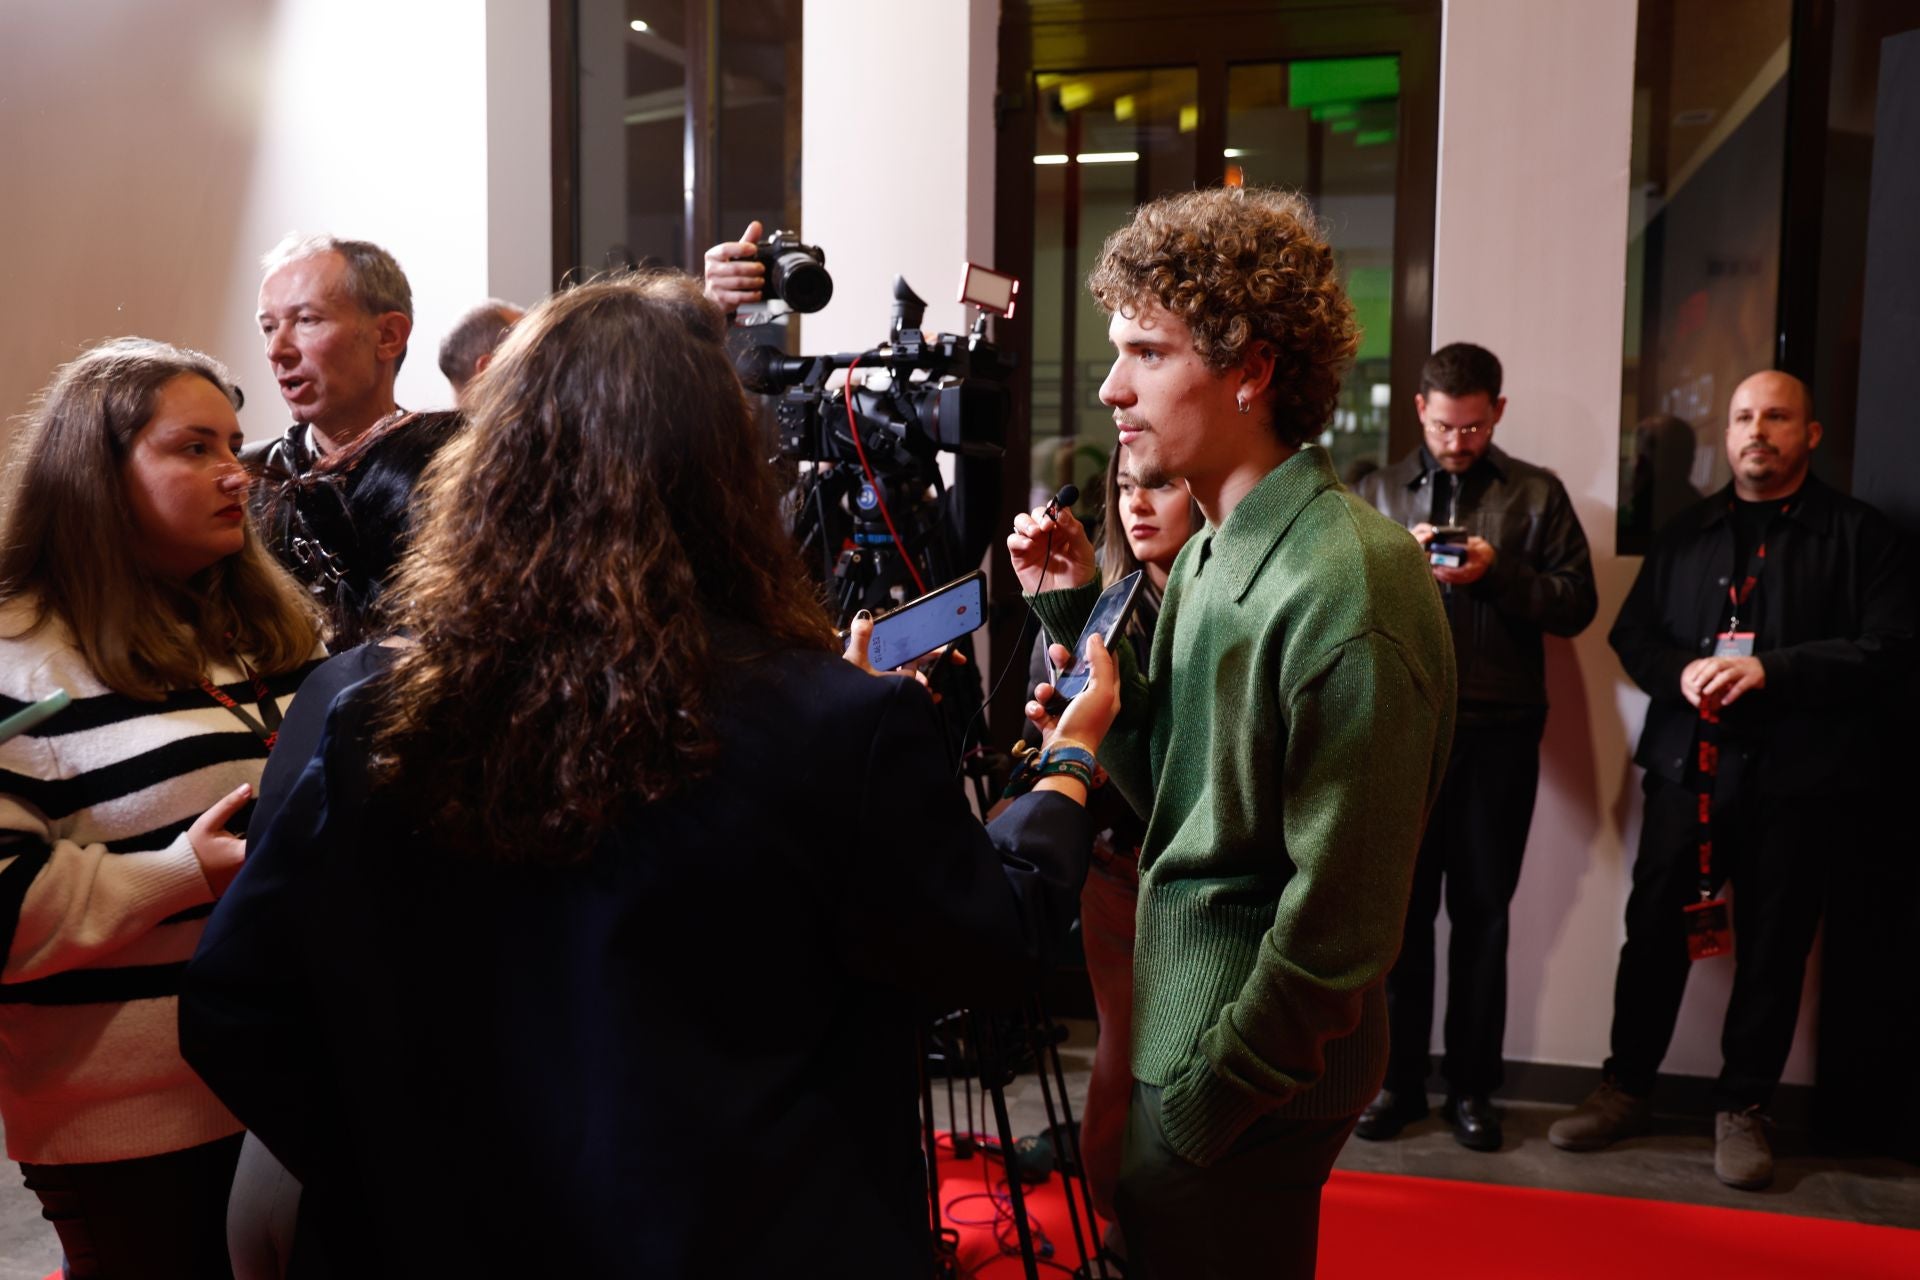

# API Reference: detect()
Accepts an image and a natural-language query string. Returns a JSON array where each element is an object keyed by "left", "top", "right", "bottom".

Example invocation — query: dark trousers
[
  {"left": 1078, "top": 847, "right": 1139, "bottom": 1223},
  {"left": 1605, "top": 771, "right": 1832, "bottom": 1112},
  {"left": 1383, "top": 712, "right": 1544, "bottom": 1097},
  {"left": 20, "top": 1132, "right": 243, "bottom": 1280},
  {"left": 1114, "top": 1083, "right": 1356, "bottom": 1280}
]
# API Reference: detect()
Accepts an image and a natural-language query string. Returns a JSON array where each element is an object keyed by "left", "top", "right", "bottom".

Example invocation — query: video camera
[
  {"left": 735, "top": 275, "right": 1012, "bottom": 472},
  {"left": 731, "top": 259, "right": 1018, "bottom": 639}
]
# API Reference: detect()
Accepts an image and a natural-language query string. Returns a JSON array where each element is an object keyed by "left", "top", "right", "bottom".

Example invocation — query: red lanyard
[
  {"left": 1723, "top": 501, "right": 1788, "bottom": 635},
  {"left": 1695, "top": 500, "right": 1790, "bottom": 891},
  {"left": 200, "top": 657, "right": 281, "bottom": 751}
]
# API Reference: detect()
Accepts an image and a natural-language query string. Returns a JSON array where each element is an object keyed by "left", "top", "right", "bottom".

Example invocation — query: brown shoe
[
  {"left": 1548, "top": 1080, "right": 1652, "bottom": 1151},
  {"left": 1714, "top": 1108, "right": 1774, "bottom": 1189}
]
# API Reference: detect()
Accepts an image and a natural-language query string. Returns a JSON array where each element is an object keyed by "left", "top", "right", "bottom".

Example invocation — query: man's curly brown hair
[{"left": 1087, "top": 187, "right": 1359, "bottom": 448}]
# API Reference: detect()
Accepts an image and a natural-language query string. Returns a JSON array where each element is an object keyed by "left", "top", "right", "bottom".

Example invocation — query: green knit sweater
[{"left": 1031, "top": 447, "right": 1455, "bottom": 1166}]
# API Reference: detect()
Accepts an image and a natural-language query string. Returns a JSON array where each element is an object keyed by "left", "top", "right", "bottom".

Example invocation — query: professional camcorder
[
  {"left": 732, "top": 265, "right": 1016, "bottom": 643},
  {"left": 736, "top": 275, "right": 1010, "bottom": 471}
]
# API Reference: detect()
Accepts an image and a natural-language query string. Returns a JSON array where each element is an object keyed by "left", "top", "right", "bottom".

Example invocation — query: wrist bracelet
[
  {"left": 1000, "top": 740, "right": 1102, "bottom": 799},
  {"left": 1036, "top": 758, "right": 1095, "bottom": 790}
]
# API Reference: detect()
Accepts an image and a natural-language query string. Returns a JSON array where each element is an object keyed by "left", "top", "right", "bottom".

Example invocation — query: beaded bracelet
[{"left": 1001, "top": 740, "right": 1101, "bottom": 799}]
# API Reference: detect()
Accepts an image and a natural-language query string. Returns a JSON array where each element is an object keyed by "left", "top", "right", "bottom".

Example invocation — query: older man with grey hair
[{"left": 242, "top": 233, "right": 414, "bottom": 569}]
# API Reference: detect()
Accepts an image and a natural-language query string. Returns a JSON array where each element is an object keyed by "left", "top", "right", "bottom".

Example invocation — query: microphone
[
  {"left": 1044, "top": 483, "right": 1079, "bottom": 518},
  {"left": 734, "top": 344, "right": 811, "bottom": 394}
]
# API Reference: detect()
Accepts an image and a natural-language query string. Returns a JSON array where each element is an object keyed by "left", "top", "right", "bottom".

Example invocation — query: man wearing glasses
[{"left": 1353, "top": 342, "right": 1598, "bottom": 1151}]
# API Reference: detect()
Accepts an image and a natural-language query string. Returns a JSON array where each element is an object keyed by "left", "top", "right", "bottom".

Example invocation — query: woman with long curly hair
[
  {"left": 181, "top": 273, "right": 1116, "bottom": 1278},
  {"left": 0, "top": 338, "right": 321, "bottom": 1278}
]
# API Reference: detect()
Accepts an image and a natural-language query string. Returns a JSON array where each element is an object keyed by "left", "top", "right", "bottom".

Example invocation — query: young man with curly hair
[{"left": 1010, "top": 188, "right": 1456, "bottom": 1278}]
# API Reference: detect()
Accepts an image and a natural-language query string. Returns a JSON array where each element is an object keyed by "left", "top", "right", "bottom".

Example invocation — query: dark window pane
[{"left": 1618, "top": 0, "right": 1791, "bottom": 552}]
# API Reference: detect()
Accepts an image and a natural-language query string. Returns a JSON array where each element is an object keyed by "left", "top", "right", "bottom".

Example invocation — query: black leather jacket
[
  {"left": 239, "top": 424, "right": 322, "bottom": 572},
  {"left": 1355, "top": 443, "right": 1597, "bottom": 715}
]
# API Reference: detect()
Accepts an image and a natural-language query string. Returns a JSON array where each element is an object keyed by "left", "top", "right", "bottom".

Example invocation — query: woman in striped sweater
[{"left": 0, "top": 338, "right": 321, "bottom": 1279}]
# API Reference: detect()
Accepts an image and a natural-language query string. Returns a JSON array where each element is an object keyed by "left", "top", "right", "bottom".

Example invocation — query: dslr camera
[{"left": 753, "top": 229, "right": 833, "bottom": 314}]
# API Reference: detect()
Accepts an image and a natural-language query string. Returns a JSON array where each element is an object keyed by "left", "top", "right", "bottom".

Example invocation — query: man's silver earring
[{"left": 1237, "top": 398, "right": 1250, "bottom": 415}]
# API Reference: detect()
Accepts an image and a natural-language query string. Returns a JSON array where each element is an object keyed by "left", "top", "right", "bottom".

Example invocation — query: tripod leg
[
  {"left": 919, "top": 1028, "right": 944, "bottom": 1259},
  {"left": 974, "top": 1012, "right": 1042, "bottom": 1280},
  {"left": 1022, "top": 1002, "right": 1107, "bottom": 1279},
  {"left": 1033, "top": 1000, "right": 1113, "bottom": 1278}
]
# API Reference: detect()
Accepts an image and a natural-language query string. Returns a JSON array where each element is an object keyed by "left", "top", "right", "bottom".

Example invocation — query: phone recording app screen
[{"left": 871, "top": 598, "right": 973, "bottom": 670}]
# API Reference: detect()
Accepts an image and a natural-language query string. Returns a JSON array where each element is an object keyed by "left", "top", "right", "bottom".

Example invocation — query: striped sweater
[{"left": 0, "top": 597, "right": 317, "bottom": 1164}]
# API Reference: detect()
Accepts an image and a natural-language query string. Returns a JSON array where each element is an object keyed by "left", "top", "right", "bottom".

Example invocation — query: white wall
[
  {"left": 801, "top": 0, "right": 1000, "bottom": 352},
  {"left": 0, "top": 0, "right": 551, "bottom": 445},
  {"left": 1431, "top": 0, "right": 1818, "bottom": 1085}
]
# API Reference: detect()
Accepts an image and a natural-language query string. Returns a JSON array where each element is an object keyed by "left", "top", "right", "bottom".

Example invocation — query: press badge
[
  {"left": 1684, "top": 897, "right": 1732, "bottom": 960},
  {"left": 1714, "top": 632, "right": 1755, "bottom": 658}
]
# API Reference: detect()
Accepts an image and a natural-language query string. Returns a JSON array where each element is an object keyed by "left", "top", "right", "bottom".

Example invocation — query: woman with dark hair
[
  {"left": 0, "top": 338, "right": 321, "bottom": 1278},
  {"left": 180, "top": 273, "right": 1116, "bottom": 1277},
  {"left": 1021, "top": 443, "right": 1199, "bottom": 1250},
  {"left": 224, "top": 408, "right": 465, "bottom": 1280}
]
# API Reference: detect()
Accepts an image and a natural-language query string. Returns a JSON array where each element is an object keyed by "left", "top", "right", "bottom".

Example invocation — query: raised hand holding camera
[{"left": 702, "top": 220, "right": 766, "bottom": 311}]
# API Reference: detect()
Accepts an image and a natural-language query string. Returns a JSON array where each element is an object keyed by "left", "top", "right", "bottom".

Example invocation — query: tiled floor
[
  {"left": 996, "top": 1021, "right": 1920, "bottom": 1231},
  {"left": 0, "top": 1020, "right": 1912, "bottom": 1277}
]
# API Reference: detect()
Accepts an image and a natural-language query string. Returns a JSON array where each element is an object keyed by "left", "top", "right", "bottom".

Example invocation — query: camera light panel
[{"left": 958, "top": 264, "right": 1019, "bottom": 318}]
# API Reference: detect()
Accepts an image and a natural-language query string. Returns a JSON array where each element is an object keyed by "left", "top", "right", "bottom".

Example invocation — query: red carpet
[{"left": 935, "top": 1139, "right": 1920, "bottom": 1278}]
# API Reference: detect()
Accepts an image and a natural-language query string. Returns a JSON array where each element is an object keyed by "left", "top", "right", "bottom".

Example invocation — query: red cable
[{"left": 844, "top": 354, "right": 929, "bottom": 597}]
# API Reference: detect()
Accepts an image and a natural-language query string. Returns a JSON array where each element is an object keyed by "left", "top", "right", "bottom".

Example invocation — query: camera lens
[{"left": 770, "top": 251, "right": 833, "bottom": 313}]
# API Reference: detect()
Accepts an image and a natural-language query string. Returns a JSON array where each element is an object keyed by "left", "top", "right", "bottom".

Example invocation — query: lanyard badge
[{"left": 1684, "top": 501, "right": 1787, "bottom": 959}]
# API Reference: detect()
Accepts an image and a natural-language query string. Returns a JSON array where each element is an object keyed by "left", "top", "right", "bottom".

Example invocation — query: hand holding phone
[
  {"left": 1028, "top": 631, "right": 1121, "bottom": 757},
  {"left": 1427, "top": 525, "right": 1469, "bottom": 569},
  {"left": 1053, "top": 570, "right": 1144, "bottom": 698},
  {"left": 845, "top": 572, "right": 986, "bottom": 673}
]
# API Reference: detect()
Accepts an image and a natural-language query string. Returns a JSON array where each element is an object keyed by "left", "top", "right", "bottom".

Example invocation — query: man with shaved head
[{"left": 1552, "top": 371, "right": 1915, "bottom": 1189}]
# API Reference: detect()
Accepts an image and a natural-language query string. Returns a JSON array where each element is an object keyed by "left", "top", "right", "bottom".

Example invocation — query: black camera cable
[{"left": 954, "top": 484, "right": 1078, "bottom": 779}]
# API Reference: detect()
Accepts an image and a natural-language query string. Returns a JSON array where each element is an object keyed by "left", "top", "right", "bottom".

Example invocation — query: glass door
[
  {"left": 1028, "top": 55, "right": 1405, "bottom": 534},
  {"left": 1226, "top": 57, "right": 1400, "bottom": 484},
  {"left": 1029, "top": 69, "right": 1198, "bottom": 519}
]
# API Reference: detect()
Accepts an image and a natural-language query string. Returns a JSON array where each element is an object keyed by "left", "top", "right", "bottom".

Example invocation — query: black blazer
[
  {"left": 180, "top": 637, "right": 1091, "bottom": 1278},
  {"left": 1609, "top": 476, "right": 1916, "bottom": 796}
]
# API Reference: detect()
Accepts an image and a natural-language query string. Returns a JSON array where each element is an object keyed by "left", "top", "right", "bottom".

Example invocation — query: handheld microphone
[{"left": 1044, "top": 483, "right": 1079, "bottom": 518}]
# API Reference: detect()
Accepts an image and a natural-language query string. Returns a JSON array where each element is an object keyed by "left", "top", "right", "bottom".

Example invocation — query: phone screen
[
  {"left": 1428, "top": 526, "right": 1469, "bottom": 568},
  {"left": 1054, "top": 570, "right": 1144, "bottom": 699},
  {"left": 866, "top": 572, "right": 986, "bottom": 670}
]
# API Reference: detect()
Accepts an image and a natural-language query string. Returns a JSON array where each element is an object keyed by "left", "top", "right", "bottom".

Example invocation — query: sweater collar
[{"left": 1196, "top": 445, "right": 1340, "bottom": 603}]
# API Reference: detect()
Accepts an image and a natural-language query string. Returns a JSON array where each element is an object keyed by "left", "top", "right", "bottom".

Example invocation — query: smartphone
[
  {"left": 1053, "top": 570, "right": 1144, "bottom": 699},
  {"left": 0, "top": 690, "right": 70, "bottom": 747},
  {"left": 1428, "top": 525, "right": 1469, "bottom": 569},
  {"left": 865, "top": 571, "right": 987, "bottom": 670}
]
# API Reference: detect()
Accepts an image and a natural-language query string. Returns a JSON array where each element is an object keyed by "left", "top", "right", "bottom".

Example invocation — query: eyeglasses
[{"left": 1425, "top": 422, "right": 1490, "bottom": 439}]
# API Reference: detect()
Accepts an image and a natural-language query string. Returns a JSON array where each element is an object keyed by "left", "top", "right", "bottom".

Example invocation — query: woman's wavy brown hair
[
  {"left": 1086, "top": 187, "right": 1359, "bottom": 448},
  {"left": 0, "top": 338, "right": 318, "bottom": 699},
  {"left": 369, "top": 272, "right": 837, "bottom": 864}
]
